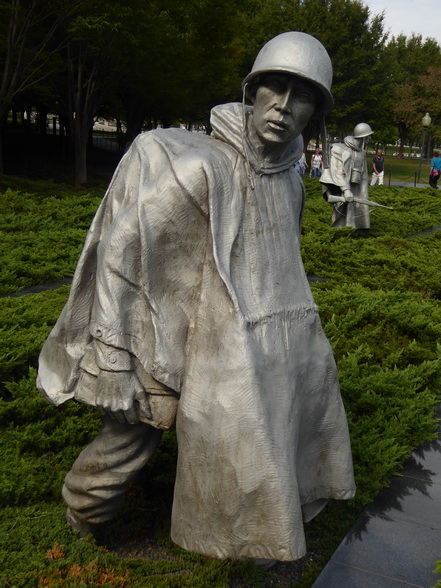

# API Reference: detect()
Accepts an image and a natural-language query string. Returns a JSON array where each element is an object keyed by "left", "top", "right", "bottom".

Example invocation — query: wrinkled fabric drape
[{"left": 38, "top": 102, "right": 355, "bottom": 561}]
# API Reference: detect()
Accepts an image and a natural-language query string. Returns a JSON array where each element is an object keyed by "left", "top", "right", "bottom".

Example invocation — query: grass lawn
[
  {"left": 305, "top": 149, "right": 434, "bottom": 185},
  {"left": 381, "top": 156, "right": 432, "bottom": 185}
]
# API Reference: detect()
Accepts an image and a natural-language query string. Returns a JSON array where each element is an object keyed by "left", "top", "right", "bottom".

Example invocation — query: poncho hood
[
  {"left": 344, "top": 135, "right": 362, "bottom": 151},
  {"left": 211, "top": 102, "right": 304, "bottom": 175}
]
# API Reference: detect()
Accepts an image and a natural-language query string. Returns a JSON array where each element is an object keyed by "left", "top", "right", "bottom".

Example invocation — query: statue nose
[{"left": 275, "top": 92, "right": 292, "bottom": 114}]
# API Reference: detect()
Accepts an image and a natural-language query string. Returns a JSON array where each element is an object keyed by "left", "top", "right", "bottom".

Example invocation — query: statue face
[
  {"left": 250, "top": 74, "right": 317, "bottom": 152},
  {"left": 353, "top": 136, "right": 365, "bottom": 149}
]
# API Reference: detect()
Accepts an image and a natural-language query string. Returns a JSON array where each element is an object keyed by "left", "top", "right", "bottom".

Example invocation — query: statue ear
[{"left": 244, "top": 77, "right": 260, "bottom": 104}]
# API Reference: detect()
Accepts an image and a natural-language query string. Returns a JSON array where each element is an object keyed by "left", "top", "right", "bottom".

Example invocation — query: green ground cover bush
[
  {"left": 1, "top": 175, "right": 440, "bottom": 586},
  {"left": 0, "top": 287, "right": 69, "bottom": 384},
  {"left": 0, "top": 179, "right": 104, "bottom": 294}
]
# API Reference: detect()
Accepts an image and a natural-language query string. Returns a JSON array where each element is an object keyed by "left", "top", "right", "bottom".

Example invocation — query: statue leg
[{"left": 62, "top": 414, "right": 162, "bottom": 536}]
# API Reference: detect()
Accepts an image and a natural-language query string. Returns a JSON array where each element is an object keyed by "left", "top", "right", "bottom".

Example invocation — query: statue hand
[
  {"left": 343, "top": 190, "right": 354, "bottom": 202},
  {"left": 95, "top": 370, "right": 151, "bottom": 424}
]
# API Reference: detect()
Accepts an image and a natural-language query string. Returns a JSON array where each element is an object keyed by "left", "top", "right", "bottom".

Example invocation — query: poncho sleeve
[
  {"left": 320, "top": 144, "right": 352, "bottom": 195},
  {"left": 37, "top": 130, "right": 212, "bottom": 420}
]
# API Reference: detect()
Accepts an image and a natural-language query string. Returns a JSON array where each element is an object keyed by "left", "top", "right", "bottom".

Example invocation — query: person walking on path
[
  {"left": 429, "top": 151, "right": 441, "bottom": 189},
  {"left": 294, "top": 151, "right": 308, "bottom": 177},
  {"left": 371, "top": 149, "right": 384, "bottom": 185},
  {"left": 310, "top": 148, "right": 322, "bottom": 177}
]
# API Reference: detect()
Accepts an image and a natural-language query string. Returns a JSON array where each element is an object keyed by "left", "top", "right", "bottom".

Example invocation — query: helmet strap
[{"left": 242, "top": 83, "right": 256, "bottom": 189}]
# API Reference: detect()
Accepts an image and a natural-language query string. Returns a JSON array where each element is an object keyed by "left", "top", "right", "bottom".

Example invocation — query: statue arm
[
  {"left": 331, "top": 149, "right": 352, "bottom": 190},
  {"left": 322, "top": 146, "right": 354, "bottom": 201},
  {"left": 86, "top": 147, "right": 211, "bottom": 423}
]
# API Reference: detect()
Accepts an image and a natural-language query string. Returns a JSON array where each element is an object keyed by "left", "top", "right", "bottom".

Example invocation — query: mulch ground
[{"left": 108, "top": 529, "right": 317, "bottom": 587}]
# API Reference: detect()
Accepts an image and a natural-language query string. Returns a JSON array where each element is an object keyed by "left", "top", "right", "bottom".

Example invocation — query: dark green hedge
[{"left": 1, "top": 176, "right": 440, "bottom": 586}]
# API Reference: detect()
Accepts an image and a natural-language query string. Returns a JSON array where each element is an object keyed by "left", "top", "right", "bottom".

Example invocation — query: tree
[
  {"left": 386, "top": 34, "right": 441, "bottom": 154},
  {"left": 55, "top": 1, "right": 138, "bottom": 184},
  {"left": 239, "top": 0, "right": 390, "bottom": 144},
  {"left": 305, "top": 0, "right": 389, "bottom": 137},
  {"left": 114, "top": 0, "right": 246, "bottom": 141},
  {"left": 392, "top": 82, "right": 420, "bottom": 155},
  {"left": 0, "top": 0, "right": 85, "bottom": 173},
  {"left": 112, "top": 0, "right": 192, "bottom": 141},
  {"left": 418, "top": 65, "right": 441, "bottom": 152}
]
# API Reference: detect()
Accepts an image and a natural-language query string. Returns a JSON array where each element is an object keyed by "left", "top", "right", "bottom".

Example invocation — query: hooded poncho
[{"left": 38, "top": 102, "right": 355, "bottom": 561}]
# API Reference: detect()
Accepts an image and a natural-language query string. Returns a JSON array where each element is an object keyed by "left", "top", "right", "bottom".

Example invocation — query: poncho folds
[{"left": 37, "top": 103, "right": 355, "bottom": 562}]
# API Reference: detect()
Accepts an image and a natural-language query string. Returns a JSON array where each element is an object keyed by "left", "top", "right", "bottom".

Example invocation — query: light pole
[{"left": 417, "top": 112, "right": 432, "bottom": 184}]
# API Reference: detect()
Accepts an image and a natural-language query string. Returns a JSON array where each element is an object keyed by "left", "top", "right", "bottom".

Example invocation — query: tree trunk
[
  {"left": 0, "top": 130, "right": 3, "bottom": 175},
  {"left": 73, "top": 115, "right": 89, "bottom": 185},
  {"left": 397, "top": 123, "right": 407, "bottom": 157},
  {"left": 74, "top": 137, "right": 88, "bottom": 185},
  {"left": 125, "top": 110, "right": 146, "bottom": 145},
  {"left": 0, "top": 108, "right": 8, "bottom": 174},
  {"left": 38, "top": 108, "right": 48, "bottom": 135}
]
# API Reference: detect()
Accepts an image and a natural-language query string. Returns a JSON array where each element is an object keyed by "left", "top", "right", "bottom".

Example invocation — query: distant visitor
[
  {"left": 310, "top": 147, "right": 323, "bottom": 177},
  {"left": 429, "top": 150, "right": 441, "bottom": 189},
  {"left": 371, "top": 149, "right": 384, "bottom": 186}
]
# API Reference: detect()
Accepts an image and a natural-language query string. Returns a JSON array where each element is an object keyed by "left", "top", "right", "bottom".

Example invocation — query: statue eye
[
  {"left": 297, "top": 92, "right": 313, "bottom": 102},
  {"left": 266, "top": 78, "right": 285, "bottom": 93}
]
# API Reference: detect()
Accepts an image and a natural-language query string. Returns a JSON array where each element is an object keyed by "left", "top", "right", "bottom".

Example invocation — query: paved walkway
[
  {"left": 312, "top": 405, "right": 441, "bottom": 588},
  {"left": 387, "top": 181, "right": 432, "bottom": 189}
]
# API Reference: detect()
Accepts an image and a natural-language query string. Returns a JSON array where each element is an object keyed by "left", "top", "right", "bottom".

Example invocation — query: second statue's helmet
[
  {"left": 353, "top": 123, "right": 373, "bottom": 138},
  {"left": 242, "top": 31, "right": 333, "bottom": 116}
]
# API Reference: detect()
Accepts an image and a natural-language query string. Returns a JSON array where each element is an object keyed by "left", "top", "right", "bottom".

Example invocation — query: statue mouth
[{"left": 267, "top": 120, "right": 289, "bottom": 132}]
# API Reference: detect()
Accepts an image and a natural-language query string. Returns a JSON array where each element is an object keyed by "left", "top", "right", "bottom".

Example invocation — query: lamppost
[{"left": 417, "top": 112, "right": 432, "bottom": 184}]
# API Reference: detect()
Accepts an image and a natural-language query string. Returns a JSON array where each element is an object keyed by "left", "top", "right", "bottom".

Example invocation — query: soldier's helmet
[
  {"left": 242, "top": 31, "right": 333, "bottom": 116},
  {"left": 353, "top": 122, "right": 373, "bottom": 138}
]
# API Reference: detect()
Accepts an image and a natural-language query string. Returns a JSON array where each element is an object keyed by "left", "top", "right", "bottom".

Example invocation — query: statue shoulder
[
  {"left": 134, "top": 128, "right": 226, "bottom": 168},
  {"left": 330, "top": 142, "right": 348, "bottom": 155},
  {"left": 329, "top": 142, "right": 353, "bottom": 163}
]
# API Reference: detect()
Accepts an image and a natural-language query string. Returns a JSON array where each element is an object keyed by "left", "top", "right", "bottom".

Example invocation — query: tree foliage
[
  {"left": 1, "top": 0, "right": 441, "bottom": 181},
  {"left": 57, "top": 0, "right": 141, "bottom": 184},
  {"left": 0, "top": 0, "right": 87, "bottom": 172},
  {"left": 386, "top": 34, "right": 441, "bottom": 153},
  {"left": 114, "top": 0, "right": 245, "bottom": 137}
]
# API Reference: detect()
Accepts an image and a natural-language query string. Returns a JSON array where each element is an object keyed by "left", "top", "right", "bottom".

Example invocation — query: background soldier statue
[
  {"left": 37, "top": 32, "right": 355, "bottom": 566},
  {"left": 321, "top": 122, "right": 373, "bottom": 228}
]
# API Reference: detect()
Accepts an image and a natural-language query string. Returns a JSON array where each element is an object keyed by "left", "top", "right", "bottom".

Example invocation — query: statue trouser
[{"left": 62, "top": 414, "right": 163, "bottom": 534}]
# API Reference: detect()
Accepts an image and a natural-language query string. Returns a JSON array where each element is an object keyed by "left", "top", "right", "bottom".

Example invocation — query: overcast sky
[{"left": 362, "top": 0, "right": 440, "bottom": 44}]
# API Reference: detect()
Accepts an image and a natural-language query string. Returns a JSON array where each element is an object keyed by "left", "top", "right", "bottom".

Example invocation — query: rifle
[{"left": 327, "top": 194, "right": 393, "bottom": 210}]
